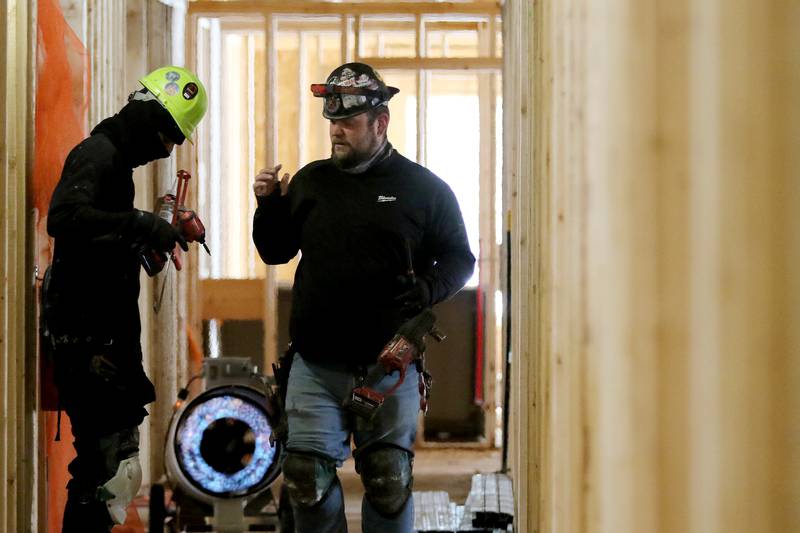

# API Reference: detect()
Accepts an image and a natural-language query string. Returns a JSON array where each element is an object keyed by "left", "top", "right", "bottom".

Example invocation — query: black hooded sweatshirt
[
  {"left": 252, "top": 148, "right": 476, "bottom": 367},
  {"left": 46, "top": 99, "right": 171, "bottom": 347}
]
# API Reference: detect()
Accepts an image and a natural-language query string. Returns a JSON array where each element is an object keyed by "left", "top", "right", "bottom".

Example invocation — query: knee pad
[
  {"left": 282, "top": 451, "right": 337, "bottom": 507},
  {"left": 357, "top": 446, "right": 413, "bottom": 517},
  {"left": 95, "top": 454, "right": 142, "bottom": 525}
]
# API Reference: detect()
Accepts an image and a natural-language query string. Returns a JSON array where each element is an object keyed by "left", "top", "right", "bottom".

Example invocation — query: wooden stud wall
[
  {"left": 87, "top": 0, "right": 127, "bottom": 126},
  {"left": 0, "top": 1, "right": 189, "bottom": 528},
  {"left": 506, "top": 0, "right": 800, "bottom": 531},
  {"left": 0, "top": 2, "right": 32, "bottom": 532}
]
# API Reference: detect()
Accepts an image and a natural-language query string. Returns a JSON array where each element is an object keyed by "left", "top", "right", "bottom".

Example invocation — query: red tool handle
[
  {"left": 378, "top": 336, "right": 415, "bottom": 397},
  {"left": 173, "top": 170, "right": 191, "bottom": 224}
]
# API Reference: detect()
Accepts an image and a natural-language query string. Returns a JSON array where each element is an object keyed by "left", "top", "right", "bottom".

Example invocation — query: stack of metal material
[
  {"left": 413, "top": 491, "right": 463, "bottom": 532},
  {"left": 458, "top": 473, "right": 514, "bottom": 531},
  {"left": 412, "top": 472, "right": 514, "bottom": 533}
]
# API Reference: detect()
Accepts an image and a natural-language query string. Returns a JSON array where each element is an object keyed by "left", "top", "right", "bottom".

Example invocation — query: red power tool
[
  {"left": 140, "top": 169, "right": 211, "bottom": 276},
  {"left": 344, "top": 308, "right": 445, "bottom": 420}
]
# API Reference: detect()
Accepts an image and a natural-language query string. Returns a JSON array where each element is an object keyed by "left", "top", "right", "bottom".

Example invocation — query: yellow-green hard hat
[{"left": 140, "top": 66, "right": 207, "bottom": 142}]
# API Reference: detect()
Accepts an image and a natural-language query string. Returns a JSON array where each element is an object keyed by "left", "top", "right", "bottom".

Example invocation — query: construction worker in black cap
[
  {"left": 44, "top": 66, "right": 207, "bottom": 532},
  {"left": 252, "top": 62, "right": 474, "bottom": 532}
]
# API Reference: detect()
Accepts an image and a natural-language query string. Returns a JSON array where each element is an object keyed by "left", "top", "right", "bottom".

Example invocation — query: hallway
[{"left": 1, "top": 1, "right": 799, "bottom": 533}]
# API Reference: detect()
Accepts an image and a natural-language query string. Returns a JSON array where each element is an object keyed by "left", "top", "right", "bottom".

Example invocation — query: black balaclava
[{"left": 91, "top": 95, "right": 183, "bottom": 168}]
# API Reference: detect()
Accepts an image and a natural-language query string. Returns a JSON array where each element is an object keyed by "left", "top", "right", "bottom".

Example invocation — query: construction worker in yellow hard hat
[
  {"left": 44, "top": 66, "right": 207, "bottom": 533},
  {"left": 139, "top": 65, "right": 208, "bottom": 143}
]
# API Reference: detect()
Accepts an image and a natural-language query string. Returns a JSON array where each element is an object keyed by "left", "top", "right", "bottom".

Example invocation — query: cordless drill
[
  {"left": 345, "top": 308, "right": 445, "bottom": 420},
  {"left": 139, "top": 169, "right": 211, "bottom": 276}
]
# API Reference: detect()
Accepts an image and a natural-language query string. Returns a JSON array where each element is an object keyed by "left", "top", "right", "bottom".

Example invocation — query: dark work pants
[
  {"left": 62, "top": 428, "right": 140, "bottom": 533},
  {"left": 53, "top": 342, "right": 154, "bottom": 532}
]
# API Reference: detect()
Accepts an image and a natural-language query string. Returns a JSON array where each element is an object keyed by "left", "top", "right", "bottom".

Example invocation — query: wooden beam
[
  {"left": 361, "top": 56, "right": 501, "bottom": 71},
  {"left": 1, "top": 3, "right": 31, "bottom": 530},
  {"left": 415, "top": 13, "right": 426, "bottom": 165},
  {"left": 263, "top": 13, "right": 280, "bottom": 371},
  {"left": 277, "top": 19, "right": 483, "bottom": 33},
  {"left": 217, "top": 20, "right": 267, "bottom": 32},
  {"left": 201, "top": 279, "right": 265, "bottom": 320},
  {"left": 354, "top": 14, "right": 361, "bottom": 61},
  {"left": 416, "top": 13, "right": 425, "bottom": 58},
  {"left": 189, "top": 1, "right": 501, "bottom": 16},
  {"left": 477, "top": 19, "right": 498, "bottom": 443},
  {"left": 487, "top": 16, "right": 496, "bottom": 58},
  {"left": 340, "top": 15, "right": 351, "bottom": 63},
  {"left": 298, "top": 30, "right": 307, "bottom": 162}
]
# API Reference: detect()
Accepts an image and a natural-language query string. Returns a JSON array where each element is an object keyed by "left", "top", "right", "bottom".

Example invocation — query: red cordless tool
[
  {"left": 140, "top": 169, "right": 211, "bottom": 276},
  {"left": 344, "top": 308, "right": 445, "bottom": 420}
]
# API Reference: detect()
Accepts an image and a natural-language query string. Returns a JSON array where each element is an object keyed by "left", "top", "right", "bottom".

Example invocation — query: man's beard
[{"left": 331, "top": 134, "right": 380, "bottom": 170}]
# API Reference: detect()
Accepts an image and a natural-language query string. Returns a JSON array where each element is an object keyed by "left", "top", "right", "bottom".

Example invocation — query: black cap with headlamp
[{"left": 311, "top": 62, "right": 400, "bottom": 120}]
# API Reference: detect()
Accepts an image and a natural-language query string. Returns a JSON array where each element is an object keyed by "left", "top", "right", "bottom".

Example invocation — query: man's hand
[
  {"left": 394, "top": 275, "right": 432, "bottom": 315},
  {"left": 254, "top": 164, "right": 291, "bottom": 198},
  {"left": 132, "top": 210, "right": 188, "bottom": 253}
]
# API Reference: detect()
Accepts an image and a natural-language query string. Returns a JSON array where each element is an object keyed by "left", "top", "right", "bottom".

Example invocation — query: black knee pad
[
  {"left": 281, "top": 451, "right": 337, "bottom": 507},
  {"left": 357, "top": 446, "right": 414, "bottom": 517}
]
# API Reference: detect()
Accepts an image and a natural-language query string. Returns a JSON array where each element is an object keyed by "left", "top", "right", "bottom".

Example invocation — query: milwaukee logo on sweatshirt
[{"left": 377, "top": 195, "right": 397, "bottom": 203}]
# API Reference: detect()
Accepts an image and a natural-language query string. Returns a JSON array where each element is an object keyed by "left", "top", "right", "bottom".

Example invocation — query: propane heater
[{"left": 153, "top": 357, "right": 289, "bottom": 533}]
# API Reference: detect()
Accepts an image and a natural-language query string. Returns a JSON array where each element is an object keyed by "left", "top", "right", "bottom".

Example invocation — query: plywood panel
[
  {"left": 201, "top": 279, "right": 265, "bottom": 320},
  {"left": 506, "top": 0, "right": 800, "bottom": 532}
]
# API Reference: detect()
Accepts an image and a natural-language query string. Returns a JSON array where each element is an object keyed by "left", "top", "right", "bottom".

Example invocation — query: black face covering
[{"left": 91, "top": 99, "right": 179, "bottom": 168}]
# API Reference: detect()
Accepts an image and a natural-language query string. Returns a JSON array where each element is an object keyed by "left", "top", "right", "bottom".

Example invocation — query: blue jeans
[{"left": 285, "top": 353, "right": 420, "bottom": 533}]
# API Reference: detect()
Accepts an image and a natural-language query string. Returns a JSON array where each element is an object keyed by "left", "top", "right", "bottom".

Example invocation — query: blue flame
[{"left": 176, "top": 394, "right": 277, "bottom": 494}]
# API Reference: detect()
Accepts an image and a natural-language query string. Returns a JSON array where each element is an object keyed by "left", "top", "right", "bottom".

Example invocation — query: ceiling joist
[{"left": 189, "top": 1, "right": 502, "bottom": 16}]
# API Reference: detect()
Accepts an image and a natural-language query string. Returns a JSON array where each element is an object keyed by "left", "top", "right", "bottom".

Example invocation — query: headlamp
[{"left": 311, "top": 62, "right": 399, "bottom": 120}]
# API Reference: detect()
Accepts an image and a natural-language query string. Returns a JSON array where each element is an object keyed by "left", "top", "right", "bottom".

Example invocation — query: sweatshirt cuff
[{"left": 256, "top": 189, "right": 286, "bottom": 208}]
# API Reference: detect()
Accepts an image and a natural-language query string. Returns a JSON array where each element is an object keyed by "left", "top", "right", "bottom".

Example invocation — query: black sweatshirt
[
  {"left": 253, "top": 149, "right": 475, "bottom": 366},
  {"left": 46, "top": 100, "right": 171, "bottom": 347}
]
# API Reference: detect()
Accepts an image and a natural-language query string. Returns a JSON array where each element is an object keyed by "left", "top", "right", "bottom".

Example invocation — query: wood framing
[
  {"left": 1, "top": 2, "right": 32, "bottom": 531},
  {"left": 340, "top": 15, "right": 352, "bottom": 63},
  {"left": 477, "top": 18, "right": 499, "bottom": 447},
  {"left": 189, "top": 1, "right": 501, "bottom": 16},
  {"left": 353, "top": 14, "right": 361, "bottom": 61},
  {"left": 415, "top": 13, "right": 426, "bottom": 164},
  {"left": 277, "top": 19, "right": 485, "bottom": 33},
  {"left": 359, "top": 56, "right": 501, "bottom": 71},
  {"left": 201, "top": 279, "right": 265, "bottom": 320},
  {"left": 262, "top": 12, "right": 280, "bottom": 370},
  {"left": 506, "top": 0, "right": 800, "bottom": 531}
]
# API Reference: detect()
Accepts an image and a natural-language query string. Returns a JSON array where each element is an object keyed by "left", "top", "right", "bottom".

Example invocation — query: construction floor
[
  {"left": 118, "top": 447, "right": 501, "bottom": 533},
  {"left": 341, "top": 448, "right": 502, "bottom": 533}
]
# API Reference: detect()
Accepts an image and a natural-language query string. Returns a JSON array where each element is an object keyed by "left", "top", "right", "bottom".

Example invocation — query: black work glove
[
  {"left": 131, "top": 210, "right": 188, "bottom": 253},
  {"left": 394, "top": 275, "right": 432, "bottom": 315}
]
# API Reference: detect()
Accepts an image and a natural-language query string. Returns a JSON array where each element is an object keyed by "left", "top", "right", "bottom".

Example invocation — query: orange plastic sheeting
[
  {"left": 33, "top": 0, "right": 89, "bottom": 214},
  {"left": 35, "top": 0, "right": 90, "bottom": 530},
  {"left": 44, "top": 413, "right": 76, "bottom": 533}
]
